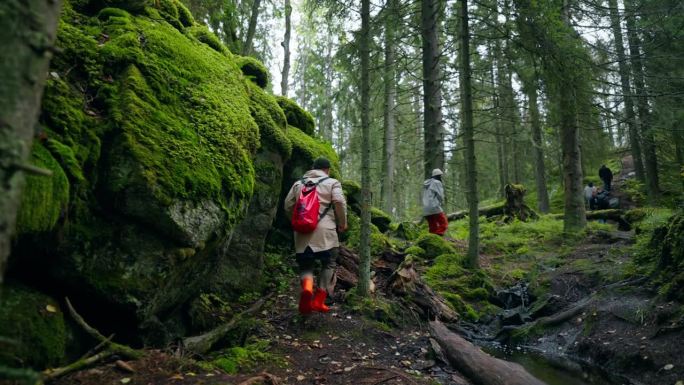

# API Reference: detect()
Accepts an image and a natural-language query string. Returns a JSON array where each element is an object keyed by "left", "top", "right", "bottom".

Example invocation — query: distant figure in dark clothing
[
  {"left": 595, "top": 188, "right": 610, "bottom": 210},
  {"left": 599, "top": 165, "right": 613, "bottom": 191}
]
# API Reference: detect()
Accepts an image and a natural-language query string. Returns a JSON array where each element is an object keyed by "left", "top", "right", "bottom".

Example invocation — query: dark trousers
[{"left": 296, "top": 247, "right": 338, "bottom": 295}]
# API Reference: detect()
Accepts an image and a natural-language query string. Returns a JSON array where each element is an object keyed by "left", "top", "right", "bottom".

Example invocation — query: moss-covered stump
[
  {"left": 503, "top": 184, "right": 538, "bottom": 222},
  {"left": 0, "top": 285, "right": 67, "bottom": 369}
]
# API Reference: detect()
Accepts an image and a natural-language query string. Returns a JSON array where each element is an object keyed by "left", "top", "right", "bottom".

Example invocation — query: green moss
[
  {"left": 45, "top": 138, "right": 85, "bottom": 182},
  {"left": 344, "top": 292, "right": 402, "bottom": 326},
  {"left": 0, "top": 285, "right": 67, "bottom": 369},
  {"left": 415, "top": 233, "right": 455, "bottom": 259},
  {"left": 16, "top": 142, "right": 69, "bottom": 234},
  {"left": 244, "top": 81, "right": 292, "bottom": 157},
  {"left": 276, "top": 96, "right": 315, "bottom": 136},
  {"left": 211, "top": 340, "right": 283, "bottom": 374},
  {"left": 393, "top": 221, "right": 420, "bottom": 241},
  {"left": 186, "top": 25, "right": 227, "bottom": 54},
  {"left": 370, "top": 207, "right": 392, "bottom": 233},
  {"left": 404, "top": 246, "right": 425, "bottom": 258},
  {"left": 286, "top": 125, "right": 339, "bottom": 178},
  {"left": 236, "top": 56, "right": 270, "bottom": 89}
]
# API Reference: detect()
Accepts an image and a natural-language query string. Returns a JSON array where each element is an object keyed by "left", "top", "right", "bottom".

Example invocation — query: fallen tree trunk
[
  {"left": 549, "top": 209, "right": 630, "bottom": 230},
  {"left": 429, "top": 321, "right": 547, "bottom": 385},
  {"left": 447, "top": 204, "right": 504, "bottom": 221}
]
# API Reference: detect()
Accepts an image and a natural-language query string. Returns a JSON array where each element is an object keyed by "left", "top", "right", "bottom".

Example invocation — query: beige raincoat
[{"left": 284, "top": 169, "right": 347, "bottom": 253}]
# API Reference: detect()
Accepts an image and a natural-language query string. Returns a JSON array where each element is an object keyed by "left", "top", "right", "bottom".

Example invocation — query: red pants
[{"left": 426, "top": 212, "right": 448, "bottom": 235}]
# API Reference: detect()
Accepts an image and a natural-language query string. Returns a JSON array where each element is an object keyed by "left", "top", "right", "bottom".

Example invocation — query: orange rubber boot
[
  {"left": 311, "top": 288, "right": 330, "bottom": 313},
  {"left": 298, "top": 277, "right": 314, "bottom": 314}
]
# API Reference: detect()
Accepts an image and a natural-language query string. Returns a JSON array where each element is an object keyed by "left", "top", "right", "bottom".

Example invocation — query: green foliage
[
  {"left": 344, "top": 292, "right": 401, "bottom": 326},
  {"left": 276, "top": 96, "right": 315, "bottom": 136},
  {"left": 414, "top": 233, "right": 456, "bottom": 259},
  {"left": 262, "top": 252, "right": 295, "bottom": 293},
  {"left": 370, "top": 207, "right": 392, "bottom": 233},
  {"left": 403, "top": 246, "right": 425, "bottom": 258},
  {"left": 188, "top": 293, "right": 233, "bottom": 332},
  {"left": 344, "top": 213, "right": 394, "bottom": 255},
  {"left": 236, "top": 56, "right": 270, "bottom": 89},
  {"left": 622, "top": 179, "right": 646, "bottom": 206},
  {"left": 16, "top": 142, "right": 69, "bottom": 234},
  {"left": 0, "top": 285, "right": 67, "bottom": 369}
]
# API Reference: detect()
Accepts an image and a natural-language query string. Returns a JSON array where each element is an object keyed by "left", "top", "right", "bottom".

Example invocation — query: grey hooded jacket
[{"left": 422, "top": 178, "right": 444, "bottom": 216}]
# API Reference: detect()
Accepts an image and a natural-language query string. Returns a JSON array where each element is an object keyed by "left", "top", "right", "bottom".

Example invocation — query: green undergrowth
[
  {"left": 209, "top": 339, "right": 285, "bottom": 374},
  {"left": 344, "top": 292, "right": 403, "bottom": 328},
  {"left": 425, "top": 253, "right": 498, "bottom": 322},
  {"left": 343, "top": 213, "right": 395, "bottom": 255}
]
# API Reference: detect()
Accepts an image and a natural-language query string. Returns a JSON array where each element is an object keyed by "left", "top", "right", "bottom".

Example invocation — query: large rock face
[{"left": 6, "top": 0, "right": 319, "bottom": 349}]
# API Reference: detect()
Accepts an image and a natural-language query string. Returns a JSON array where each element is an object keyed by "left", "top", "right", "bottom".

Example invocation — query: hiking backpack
[{"left": 291, "top": 177, "right": 330, "bottom": 233}]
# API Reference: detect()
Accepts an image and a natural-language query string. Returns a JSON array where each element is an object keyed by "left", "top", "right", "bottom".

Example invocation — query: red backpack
[{"left": 291, "top": 177, "right": 330, "bottom": 233}]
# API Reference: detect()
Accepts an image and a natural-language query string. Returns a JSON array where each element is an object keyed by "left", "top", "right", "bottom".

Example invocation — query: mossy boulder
[
  {"left": 237, "top": 56, "right": 270, "bottom": 89},
  {"left": 370, "top": 207, "right": 392, "bottom": 233},
  {"left": 640, "top": 212, "right": 684, "bottom": 301},
  {"left": 11, "top": 2, "right": 295, "bottom": 345},
  {"left": 415, "top": 233, "right": 456, "bottom": 259},
  {"left": 276, "top": 96, "right": 315, "bottom": 136},
  {"left": 393, "top": 221, "right": 420, "bottom": 241},
  {"left": 0, "top": 285, "right": 67, "bottom": 369}
]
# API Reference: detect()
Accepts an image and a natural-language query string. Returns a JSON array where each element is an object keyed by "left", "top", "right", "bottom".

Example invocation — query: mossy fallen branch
[
  {"left": 42, "top": 298, "right": 142, "bottom": 381},
  {"left": 549, "top": 209, "right": 631, "bottom": 230},
  {"left": 182, "top": 293, "right": 273, "bottom": 355}
]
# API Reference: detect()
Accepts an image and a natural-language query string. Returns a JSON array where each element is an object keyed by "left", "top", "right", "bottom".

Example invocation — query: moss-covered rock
[
  {"left": 403, "top": 246, "right": 425, "bottom": 258},
  {"left": 0, "top": 285, "right": 67, "bottom": 369},
  {"left": 393, "top": 221, "right": 420, "bottom": 241},
  {"left": 370, "top": 207, "right": 392, "bottom": 233},
  {"left": 236, "top": 56, "right": 270, "bottom": 89},
  {"left": 10, "top": 2, "right": 297, "bottom": 345},
  {"left": 276, "top": 96, "right": 315, "bottom": 136},
  {"left": 415, "top": 233, "right": 456, "bottom": 259},
  {"left": 16, "top": 142, "right": 69, "bottom": 234}
]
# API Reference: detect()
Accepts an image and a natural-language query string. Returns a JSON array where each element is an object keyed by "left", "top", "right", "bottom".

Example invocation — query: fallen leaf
[
  {"left": 169, "top": 374, "right": 184, "bottom": 380},
  {"left": 185, "top": 372, "right": 196, "bottom": 376},
  {"left": 120, "top": 378, "right": 131, "bottom": 384},
  {"left": 296, "top": 375, "right": 305, "bottom": 381},
  {"left": 664, "top": 364, "right": 674, "bottom": 370},
  {"left": 46, "top": 304, "right": 58, "bottom": 313}
]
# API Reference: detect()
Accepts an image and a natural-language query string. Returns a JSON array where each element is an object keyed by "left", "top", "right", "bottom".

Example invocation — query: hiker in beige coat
[{"left": 284, "top": 157, "right": 347, "bottom": 314}]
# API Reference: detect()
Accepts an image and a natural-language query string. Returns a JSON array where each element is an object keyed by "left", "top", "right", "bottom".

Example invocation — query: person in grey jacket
[{"left": 422, "top": 169, "right": 448, "bottom": 235}]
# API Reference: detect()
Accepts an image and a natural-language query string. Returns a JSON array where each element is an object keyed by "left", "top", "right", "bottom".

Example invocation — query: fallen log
[
  {"left": 429, "top": 321, "right": 547, "bottom": 385},
  {"left": 183, "top": 294, "right": 272, "bottom": 355},
  {"left": 447, "top": 204, "right": 504, "bottom": 222},
  {"left": 549, "top": 209, "right": 631, "bottom": 230}
]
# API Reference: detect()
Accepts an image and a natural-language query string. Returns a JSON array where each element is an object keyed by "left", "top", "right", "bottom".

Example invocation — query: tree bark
[
  {"left": 357, "top": 0, "right": 372, "bottom": 297},
  {"left": 526, "top": 77, "right": 550, "bottom": 213},
  {"left": 422, "top": 0, "right": 445, "bottom": 178},
  {"left": 0, "top": 0, "right": 62, "bottom": 285},
  {"left": 381, "top": 0, "right": 397, "bottom": 216},
  {"left": 280, "top": 0, "right": 291, "bottom": 96},
  {"left": 242, "top": 0, "right": 262, "bottom": 56},
  {"left": 458, "top": 0, "right": 479, "bottom": 268},
  {"left": 624, "top": 0, "right": 659, "bottom": 198},
  {"left": 490, "top": 51, "right": 506, "bottom": 198},
  {"left": 607, "top": 0, "right": 645, "bottom": 183},
  {"left": 429, "top": 321, "right": 548, "bottom": 385}
]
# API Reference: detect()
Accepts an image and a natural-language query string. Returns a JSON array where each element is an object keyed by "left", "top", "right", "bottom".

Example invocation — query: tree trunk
[
  {"left": 382, "top": 0, "right": 397, "bottom": 215},
  {"left": 280, "top": 0, "right": 291, "bottom": 96},
  {"left": 526, "top": 78, "right": 550, "bottom": 213},
  {"left": 357, "top": 0, "right": 372, "bottom": 297},
  {"left": 429, "top": 321, "right": 548, "bottom": 385},
  {"left": 242, "top": 0, "right": 262, "bottom": 56},
  {"left": 559, "top": 74, "right": 586, "bottom": 232},
  {"left": 458, "top": 0, "right": 479, "bottom": 268},
  {"left": 0, "top": 0, "right": 62, "bottom": 285},
  {"left": 607, "top": 0, "right": 645, "bottom": 183},
  {"left": 625, "top": 0, "right": 659, "bottom": 198},
  {"left": 322, "top": 39, "right": 334, "bottom": 142},
  {"left": 490, "top": 52, "right": 506, "bottom": 198},
  {"left": 422, "top": 0, "right": 445, "bottom": 178},
  {"left": 503, "top": 184, "right": 539, "bottom": 222}
]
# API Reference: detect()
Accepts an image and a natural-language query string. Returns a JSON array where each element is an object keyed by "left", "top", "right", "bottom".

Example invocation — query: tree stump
[{"left": 503, "top": 184, "right": 538, "bottom": 222}]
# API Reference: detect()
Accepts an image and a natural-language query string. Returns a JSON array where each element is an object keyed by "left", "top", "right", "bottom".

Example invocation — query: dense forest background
[{"left": 182, "top": 0, "right": 683, "bottom": 219}]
